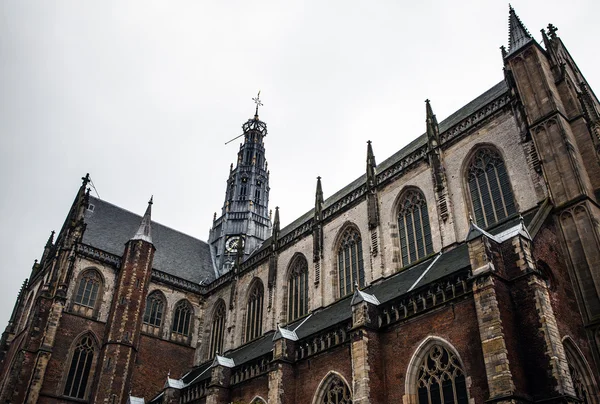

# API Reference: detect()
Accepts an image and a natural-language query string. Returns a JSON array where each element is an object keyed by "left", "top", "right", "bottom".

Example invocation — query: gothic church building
[{"left": 1, "top": 8, "right": 600, "bottom": 404}]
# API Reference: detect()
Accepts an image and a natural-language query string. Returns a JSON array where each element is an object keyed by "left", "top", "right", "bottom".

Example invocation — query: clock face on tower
[{"left": 225, "top": 236, "right": 245, "bottom": 253}]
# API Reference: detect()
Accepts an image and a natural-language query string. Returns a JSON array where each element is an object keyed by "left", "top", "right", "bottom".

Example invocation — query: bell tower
[{"left": 209, "top": 93, "right": 272, "bottom": 276}]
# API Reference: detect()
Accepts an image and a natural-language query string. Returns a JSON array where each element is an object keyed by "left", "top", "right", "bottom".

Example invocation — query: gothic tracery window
[
  {"left": 245, "top": 280, "right": 264, "bottom": 342},
  {"left": 209, "top": 301, "right": 226, "bottom": 357},
  {"left": 143, "top": 291, "right": 165, "bottom": 335},
  {"left": 172, "top": 300, "right": 192, "bottom": 337},
  {"left": 337, "top": 227, "right": 365, "bottom": 297},
  {"left": 74, "top": 270, "right": 101, "bottom": 308},
  {"left": 320, "top": 375, "right": 352, "bottom": 404},
  {"left": 287, "top": 255, "right": 309, "bottom": 322},
  {"left": 398, "top": 189, "right": 433, "bottom": 266},
  {"left": 467, "top": 147, "right": 516, "bottom": 227},
  {"left": 416, "top": 344, "right": 468, "bottom": 404},
  {"left": 63, "top": 335, "right": 95, "bottom": 399}
]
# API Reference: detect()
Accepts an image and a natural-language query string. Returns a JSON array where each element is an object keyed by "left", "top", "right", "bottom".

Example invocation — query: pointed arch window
[
  {"left": 398, "top": 189, "right": 433, "bottom": 267},
  {"left": 63, "top": 335, "right": 96, "bottom": 399},
  {"left": 316, "top": 375, "right": 352, "bottom": 404},
  {"left": 564, "top": 338, "right": 599, "bottom": 404},
  {"left": 209, "top": 301, "right": 226, "bottom": 357},
  {"left": 143, "top": 291, "right": 165, "bottom": 336},
  {"left": 337, "top": 227, "right": 365, "bottom": 297},
  {"left": 467, "top": 147, "right": 516, "bottom": 227},
  {"left": 416, "top": 344, "right": 468, "bottom": 404},
  {"left": 72, "top": 269, "right": 102, "bottom": 318},
  {"left": 171, "top": 300, "right": 193, "bottom": 342},
  {"left": 245, "top": 281, "right": 264, "bottom": 342},
  {"left": 287, "top": 255, "right": 309, "bottom": 322}
]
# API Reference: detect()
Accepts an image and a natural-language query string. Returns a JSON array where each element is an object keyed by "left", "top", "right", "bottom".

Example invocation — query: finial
[
  {"left": 148, "top": 195, "right": 153, "bottom": 205},
  {"left": 354, "top": 281, "right": 359, "bottom": 291},
  {"left": 82, "top": 173, "right": 90, "bottom": 186},
  {"left": 213, "top": 212, "right": 217, "bottom": 222},
  {"left": 469, "top": 214, "right": 474, "bottom": 224},
  {"left": 252, "top": 90, "right": 263, "bottom": 119},
  {"left": 547, "top": 23, "right": 558, "bottom": 39},
  {"left": 500, "top": 45, "right": 507, "bottom": 59}
]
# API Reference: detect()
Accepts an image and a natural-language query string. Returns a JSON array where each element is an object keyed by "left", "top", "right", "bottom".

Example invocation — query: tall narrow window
[
  {"left": 467, "top": 147, "right": 516, "bottom": 227},
  {"left": 337, "top": 227, "right": 365, "bottom": 297},
  {"left": 64, "top": 335, "right": 95, "bottom": 399},
  {"left": 245, "top": 281, "right": 264, "bottom": 342},
  {"left": 416, "top": 344, "right": 468, "bottom": 404},
  {"left": 287, "top": 255, "right": 309, "bottom": 322},
  {"left": 143, "top": 291, "right": 165, "bottom": 336},
  {"left": 72, "top": 269, "right": 102, "bottom": 318},
  {"left": 209, "top": 301, "right": 226, "bottom": 357},
  {"left": 74, "top": 270, "right": 101, "bottom": 307},
  {"left": 398, "top": 189, "right": 433, "bottom": 267},
  {"left": 172, "top": 300, "right": 192, "bottom": 337}
]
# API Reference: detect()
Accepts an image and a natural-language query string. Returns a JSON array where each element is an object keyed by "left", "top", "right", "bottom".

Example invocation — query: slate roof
[
  {"left": 277, "top": 80, "right": 509, "bottom": 240},
  {"left": 83, "top": 196, "right": 216, "bottom": 284}
]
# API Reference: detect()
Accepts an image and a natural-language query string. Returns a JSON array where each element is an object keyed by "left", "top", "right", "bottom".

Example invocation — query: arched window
[
  {"left": 314, "top": 373, "right": 353, "bottom": 404},
  {"left": 209, "top": 301, "right": 226, "bottom": 357},
  {"left": 564, "top": 338, "right": 600, "bottom": 404},
  {"left": 72, "top": 269, "right": 102, "bottom": 317},
  {"left": 337, "top": 227, "right": 365, "bottom": 297},
  {"left": 287, "top": 255, "right": 309, "bottom": 322},
  {"left": 245, "top": 280, "right": 264, "bottom": 342},
  {"left": 63, "top": 335, "right": 96, "bottom": 399},
  {"left": 398, "top": 189, "right": 433, "bottom": 266},
  {"left": 467, "top": 147, "right": 516, "bottom": 227},
  {"left": 142, "top": 291, "right": 165, "bottom": 336},
  {"left": 171, "top": 300, "right": 193, "bottom": 338},
  {"left": 415, "top": 344, "right": 468, "bottom": 404}
]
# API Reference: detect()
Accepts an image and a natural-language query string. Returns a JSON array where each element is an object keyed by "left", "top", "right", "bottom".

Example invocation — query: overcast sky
[{"left": 1, "top": 1, "right": 598, "bottom": 330}]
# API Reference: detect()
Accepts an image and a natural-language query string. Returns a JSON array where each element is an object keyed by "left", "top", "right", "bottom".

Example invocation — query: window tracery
[
  {"left": 287, "top": 256, "right": 309, "bottom": 322},
  {"left": 209, "top": 301, "right": 226, "bottom": 357},
  {"left": 245, "top": 281, "right": 264, "bottom": 342},
  {"left": 320, "top": 375, "right": 352, "bottom": 404},
  {"left": 398, "top": 190, "right": 433, "bottom": 266},
  {"left": 143, "top": 291, "right": 165, "bottom": 335},
  {"left": 72, "top": 269, "right": 102, "bottom": 317},
  {"left": 467, "top": 147, "right": 516, "bottom": 227},
  {"left": 172, "top": 300, "right": 192, "bottom": 337},
  {"left": 337, "top": 227, "right": 365, "bottom": 297},
  {"left": 63, "top": 335, "right": 95, "bottom": 399},
  {"left": 416, "top": 344, "right": 468, "bottom": 404}
]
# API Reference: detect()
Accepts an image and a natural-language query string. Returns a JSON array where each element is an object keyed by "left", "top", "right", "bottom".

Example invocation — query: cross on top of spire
[{"left": 253, "top": 91, "right": 263, "bottom": 118}]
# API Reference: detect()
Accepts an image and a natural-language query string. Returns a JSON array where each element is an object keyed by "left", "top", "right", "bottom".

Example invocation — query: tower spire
[
  {"left": 507, "top": 5, "right": 533, "bottom": 56},
  {"left": 132, "top": 196, "right": 153, "bottom": 243}
]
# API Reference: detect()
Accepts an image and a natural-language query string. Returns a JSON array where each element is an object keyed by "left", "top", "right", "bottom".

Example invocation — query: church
[{"left": 1, "top": 7, "right": 599, "bottom": 404}]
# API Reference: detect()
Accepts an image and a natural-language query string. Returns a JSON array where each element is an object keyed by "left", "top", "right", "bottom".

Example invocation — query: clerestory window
[
  {"left": 398, "top": 189, "right": 433, "bottom": 267},
  {"left": 287, "top": 255, "right": 309, "bottom": 322},
  {"left": 467, "top": 147, "right": 516, "bottom": 228},
  {"left": 337, "top": 227, "right": 365, "bottom": 297},
  {"left": 209, "top": 301, "right": 226, "bottom": 357},
  {"left": 245, "top": 280, "right": 264, "bottom": 342}
]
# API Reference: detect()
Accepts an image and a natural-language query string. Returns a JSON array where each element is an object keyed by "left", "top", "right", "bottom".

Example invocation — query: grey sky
[{"left": 1, "top": 0, "right": 598, "bottom": 329}]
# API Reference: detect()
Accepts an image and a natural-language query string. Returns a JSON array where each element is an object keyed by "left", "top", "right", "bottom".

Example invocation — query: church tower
[{"left": 209, "top": 93, "right": 271, "bottom": 275}]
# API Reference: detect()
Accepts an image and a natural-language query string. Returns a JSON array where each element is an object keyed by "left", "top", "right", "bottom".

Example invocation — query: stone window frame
[
  {"left": 404, "top": 336, "right": 471, "bottom": 404},
  {"left": 333, "top": 223, "right": 366, "bottom": 299},
  {"left": 463, "top": 144, "right": 518, "bottom": 229},
  {"left": 311, "top": 371, "right": 353, "bottom": 404},
  {"left": 142, "top": 290, "right": 167, "bottom": 337},
  {"left": 60, "top": 331, "right": 99, "bottom": 401},
  {"left": 250, "top": 396, "right": 267, "bottom": 404},
  {"left": 283, "top": 252, "right": 310, "bottom": 324},
  {"left": 243, "top": 278, "right": 264, "bottom": 343},
  {"left": 71, "top": 268, "right": 105, "bottom": 319},
  {"left": 170, "top": 299, "right": 194, "bottom": 345},
  {"left": 395, "top": 187, "right": 434, "bottom": 268},
  {"left": 208, "top": 299, "right": 227, "bottom": 358},
  {"left": 563, "top": 336, "right": 600, "bottom": 404}
]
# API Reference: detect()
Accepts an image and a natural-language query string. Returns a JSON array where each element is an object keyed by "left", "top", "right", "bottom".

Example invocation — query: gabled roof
[{"left": 83, "top": 196, "right": 215, "bottom": 284}]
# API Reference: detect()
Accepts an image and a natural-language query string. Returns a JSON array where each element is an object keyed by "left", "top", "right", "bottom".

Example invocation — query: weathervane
[
  {"left": 252, "top": 90, "right": 263, "bottom": 117},
  {"left": 224, "top": 91, "right": 264, "bottom": 145}
]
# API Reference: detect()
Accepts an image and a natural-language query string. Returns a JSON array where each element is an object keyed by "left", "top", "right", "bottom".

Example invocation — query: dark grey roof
[
  {"left": 83, "top": 196, "right": 215, "bottom": 284},
  {"left": 277, "top": 80, "right": 509, "bottom": 240}
]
